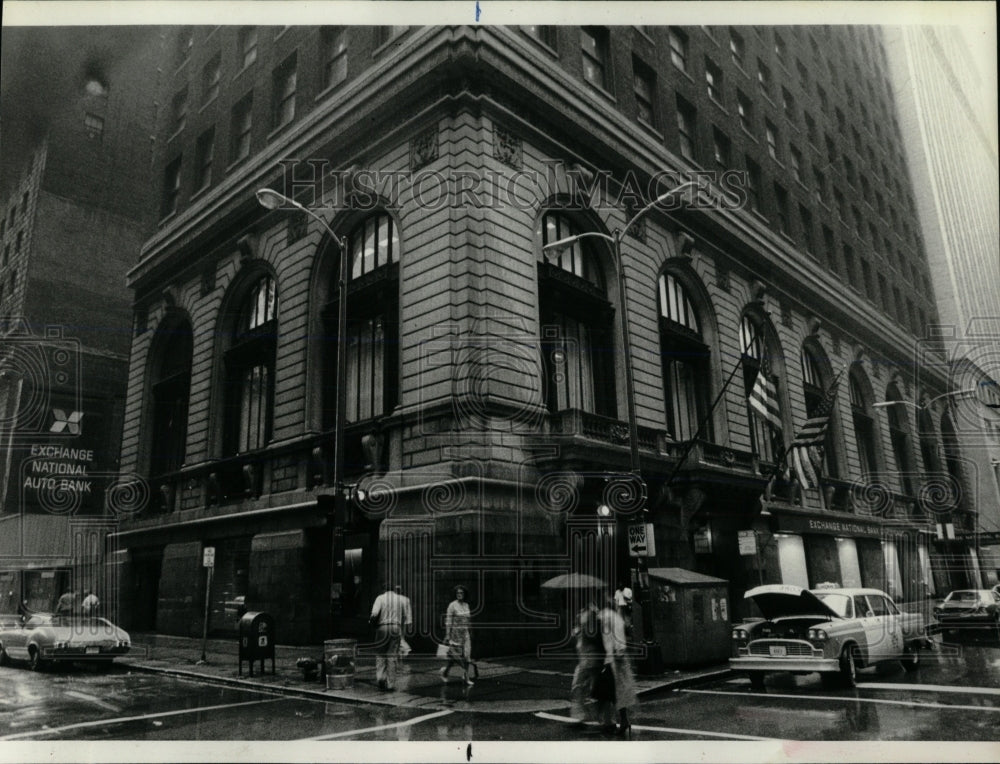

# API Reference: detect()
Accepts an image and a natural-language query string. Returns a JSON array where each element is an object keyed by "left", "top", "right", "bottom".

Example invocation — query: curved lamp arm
[{"left": 255, "top": 189, "right": 346, "bottom": 251}]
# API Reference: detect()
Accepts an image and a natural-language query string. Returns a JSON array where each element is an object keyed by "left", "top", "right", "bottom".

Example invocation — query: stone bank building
[{"left": 114, "top": 25, "right": 986, "bottom": 652}]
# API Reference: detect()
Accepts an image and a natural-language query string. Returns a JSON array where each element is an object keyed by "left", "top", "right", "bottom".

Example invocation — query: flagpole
[{"left": 663, "top": 325, "right": 760, "bottom": 489}]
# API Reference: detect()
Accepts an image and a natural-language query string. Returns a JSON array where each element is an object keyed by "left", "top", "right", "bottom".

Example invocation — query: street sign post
[
  {"left": 628, "top": 523, "right": 656, "bottom": 557},
  {"left": 199, "top": 546, "right": 215, "bottom": 663}
]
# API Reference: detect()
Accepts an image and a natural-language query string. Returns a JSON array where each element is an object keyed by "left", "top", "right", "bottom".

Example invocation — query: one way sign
[{"left": 628, "top": 523, "right": 656, "bottom": 557}]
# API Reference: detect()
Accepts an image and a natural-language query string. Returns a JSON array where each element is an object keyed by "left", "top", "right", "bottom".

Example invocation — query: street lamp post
[
  {"left": 256, "top": 187, "right": 351, "bottom": 533},
  {"left": 872, "top": 387, "right": 980, "bottom": 412}
]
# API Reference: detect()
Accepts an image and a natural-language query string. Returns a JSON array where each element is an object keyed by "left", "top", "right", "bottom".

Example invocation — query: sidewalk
[{"left": 119, "top": 633, "right": 732, "bottom": 713}]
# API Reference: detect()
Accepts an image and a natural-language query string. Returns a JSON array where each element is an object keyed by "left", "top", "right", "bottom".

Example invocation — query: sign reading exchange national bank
[{"left": 768, "top": 509, "right": 896, "bottom": 539}]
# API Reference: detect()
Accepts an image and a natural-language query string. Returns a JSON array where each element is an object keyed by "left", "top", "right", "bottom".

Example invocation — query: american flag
[
  {"left": 789, "top": 369, "right": 844, "bottom": 490},
  {"left": 748, "top": 355, "right": 782, "bottom": 432}
]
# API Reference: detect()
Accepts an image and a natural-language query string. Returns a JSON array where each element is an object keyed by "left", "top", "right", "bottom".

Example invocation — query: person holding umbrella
[{"left": 597, "top": 595, "right": 638, "bottom": 736}]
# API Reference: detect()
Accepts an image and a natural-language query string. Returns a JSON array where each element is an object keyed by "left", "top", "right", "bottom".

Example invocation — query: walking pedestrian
[
  {"left": 569, "top": 593, "right": 602, "bottom": 724},
  {"left": 369, "top": 582, "right": 412, "bottom": 691},
  {"left": 597, "top": 596, "right": 638, "bottom": 737},
  {"left": 54, "top": 590, "right": 76, "bottom": 618},
  {"left": 81, "top": 590, "right": 100, "bottom": 617},
  {"left": 440, "top": 585, "right": 474, "bottom": 685}
]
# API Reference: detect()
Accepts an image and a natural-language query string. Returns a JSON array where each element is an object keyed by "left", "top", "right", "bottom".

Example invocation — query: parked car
[
  {"left": 0, "top": 613, "right": 131, "bottom": 670},
  {"left": 729, "top": 585, "right": 931, "bottom": 689},
  {"left": 932, "top": 589, "right": 1000, "bottom": 631}
]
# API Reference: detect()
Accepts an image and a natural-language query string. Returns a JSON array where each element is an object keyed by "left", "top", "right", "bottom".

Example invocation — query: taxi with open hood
[{"left": 729, "top": 584, "right": 931, "bottom": 689}]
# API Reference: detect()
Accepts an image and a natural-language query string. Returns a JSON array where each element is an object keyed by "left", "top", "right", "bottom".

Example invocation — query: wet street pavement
[{"left": 2, "top": 632, "right": 998, "bottom": 743}]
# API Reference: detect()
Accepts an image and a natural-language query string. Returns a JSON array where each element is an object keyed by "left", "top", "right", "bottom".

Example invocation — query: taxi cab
[{"left": 729, "top": 585, "right": 930, "bottom": 689}]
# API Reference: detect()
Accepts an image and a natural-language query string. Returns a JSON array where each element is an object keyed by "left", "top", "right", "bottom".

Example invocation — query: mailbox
[{"left": 238, "top": 611, "right": 275, "bottom": 677}]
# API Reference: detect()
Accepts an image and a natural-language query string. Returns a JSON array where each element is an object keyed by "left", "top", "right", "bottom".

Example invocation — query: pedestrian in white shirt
[
  {"left": 81, "top": 590, "right": 100, "bottom": 617},
  {"left": 369, "top": 583, "right": 412, "bottom": 691}
]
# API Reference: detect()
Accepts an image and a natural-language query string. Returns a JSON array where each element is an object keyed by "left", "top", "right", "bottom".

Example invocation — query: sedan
[
  {"left": 0, "top": 613, "right": 131, "bottom": 670},
  {"left": 932, "top": 589, "right": 1000, "bottom": 631},
  {"left": 729, "top": 585, "right": 931, "bottom": 689}
]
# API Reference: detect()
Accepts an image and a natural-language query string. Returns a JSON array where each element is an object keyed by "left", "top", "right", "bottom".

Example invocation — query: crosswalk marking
[
  {"left": 302, "top": 709, "right": 453, "bottom": 740},
  {"left": 683, "top": 688, "right": 1000, "bottom": 713},
  {"left": 534, "top": 711, "right": 779, "bottom": 741},
  {"left": 0, "top": 698, "right": 284, "bottom": 740}
]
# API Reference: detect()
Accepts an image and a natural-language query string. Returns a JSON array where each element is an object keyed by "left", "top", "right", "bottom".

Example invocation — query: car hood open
[{"left": 743, "top": 584, "right": 842, "bottom": 620}]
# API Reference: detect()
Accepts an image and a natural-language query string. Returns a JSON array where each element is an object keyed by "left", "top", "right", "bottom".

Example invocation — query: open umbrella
[{"left": 541, "top": 573, "right": 607, "bottom": 590}]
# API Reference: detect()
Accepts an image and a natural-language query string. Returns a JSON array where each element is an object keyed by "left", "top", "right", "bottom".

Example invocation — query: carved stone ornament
[
  {"left": 287, "top": 211, "right": 309, "bottom": 245},
  {"left": 609, "top": 423, "right": 630, "bottom": 444},
  {"left": 677, "top": 231, "right": 696, "bottom": 257},
  {"left": 493, "top": 125, "right": 523, "bottom": 171},
  {"left": 410, "top": 126, "right": 439, "bottom": 172},
  {"left": 200, "top": 265, "right": 216, "bottom": 297},
  {"left": 780, "top": 302, "right": 793, "bottom": 329},
  {"left": 236, "top": 233, "right": 258, "bottom": 262},
  {"left": 716, "top": 266, "right": 731, "bottom": 292}
]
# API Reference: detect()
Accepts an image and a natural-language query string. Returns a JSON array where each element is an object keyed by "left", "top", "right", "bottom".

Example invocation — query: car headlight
[
  {"left": 807, "top": 628, "right": 828, "bottom": 641},
  {"left": 731, "top": 628, "right": 749, "bottom": 640},
  {"left": 55, "top": 641, "right": 68, "bottom": 649}
]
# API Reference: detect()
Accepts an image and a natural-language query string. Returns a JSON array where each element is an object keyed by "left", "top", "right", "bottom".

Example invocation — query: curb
[{"left": 120, "top": 659, "right": 734, "bottom": 709}]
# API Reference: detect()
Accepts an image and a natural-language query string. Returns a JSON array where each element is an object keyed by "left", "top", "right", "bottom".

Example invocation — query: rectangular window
[
  {"left": 202, "top": 53, "right": 221, "bottom": 105},
  {"left": 195, "top": 127, "right": 214, "bottom": 191},
  {"left": 813, "top": 166, "right": 826, "bottom": 205},
  {"left": 676, "top": 96, "right": 696, "bottom": 161},
  {"left": 730, "top": 29, "right": 745, "bottom": 68},
  {"left": 757, "top": 59, "right": 771, "bottom": 96},
  {"left": 765, "top": 120, "right": 779, "bottom": 160},
  {"left": 705, "top": 57, "right": 723, "bottom": 102},
  {"left": 239, "top": 26, "right": 258, "bottom": 68},
  {"left": 799, "top": 205, "right": 814, "bottom": 253},
  {"left": 774, "top": 183, "right": 790, "bottom": 235},
  {"left": 746, "top": 158, "right": 762, "bottom": 213},
  {"left": 844, "top": 155, "right": 856, "bottom": 186},
  {"left": 175, "top": 27, "right": 193, "bottom": 68},
  {"left": 15, "top": 231, "right": 22, "bottom": 253},
  {"left": 580, "top": 27, "right": 610, "bottom": 90},
  {"left": 271, "top": 53, "right": 297, "bottom": 129},
  {"left": 668, "top": 27, "right": 688, "bottom": 72},
  {"left": 712, "top": 128, "right": 731, "bottom": 171},
  {"left": 633, "top": 57, "right": 656, "bottom": 126},
  {"left": 171, "top": 88, "right": 188, "bottom": 135},
  {"left": 843, "top": 244, "right": 857, "bottom": 287},
  {"left": 372, "top": 26, "right": 407, "bottom": 48},
  {"left": 835, "top": 106, "right": 847, "bottom": 134},
  {"left": 523, "top": 26, "right": 558, "bottom": 49},
  {"left": 84, "top": 113, "right": 104, "bottom": 137},
  {"left": 230, "top": 92, "right": 253, "bottom": 163},
  {"left": 161, "top": 156, "right": 182, "bottom": 218},
  {"left": 773, "top": 30, "right": 786, "bottom": 62},
  {"left": 737, "top": 90, "right": 753, "bottom": 134},
  {"left": 804, "top": 111, "right": 817, "bottom": 146},
  {"left": 322, "top": 26, "right": 348, "bottom": 89},
  {"left": 860, "top": 259, "right": 873, "bottom": 299},
  {"left": 781, "top": 87, "right": 795, "bottom": 121},
  {"left": 822, "top": 225, "right": 835, "bottom": 269},
  {"left": 796, "top": 59, "right": 809, "bottom": 88},
  {"left": 817, "top": 84, "right": 828, "bottom": 113},
  {"left": 789, "top": 145, "right": 802, "bottom": 182}
]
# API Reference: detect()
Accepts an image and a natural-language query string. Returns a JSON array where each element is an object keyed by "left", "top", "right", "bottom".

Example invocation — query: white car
[
  {"left": 0, "top": 613, "right": 131, "bottom": 670},
  {"left": 729, "top": 585, "right": 931, "bottom": 689}
]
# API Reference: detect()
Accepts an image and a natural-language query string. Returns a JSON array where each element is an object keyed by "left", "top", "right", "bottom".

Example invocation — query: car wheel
[
  {"left": 839, "top": 645, "right": 858, "bottom": 688},
  {"left": 820, "top": 672, "right": 840, "bottom": 689},
  {"left": 901, "top": 644, "right": 920, "bottom": 672},
  {"left": 747, "top": 671, "right": 766, "bottom": 691},
  {"left": 28, "top": 646, "right": 46, "bottom": 672},
  {"left": 0, "top": 645, "right": 9, "bottom": 667}
]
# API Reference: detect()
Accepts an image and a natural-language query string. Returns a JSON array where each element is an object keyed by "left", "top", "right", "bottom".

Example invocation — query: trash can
[
  {"left": 648, "top": 568, "right": 730, "bottom": 667},
  {"left": 324, "top": 638, "right": 357, "bottom": 690},
  {"left": 238, "top": 611, "right": 276, "bottom": 677}
]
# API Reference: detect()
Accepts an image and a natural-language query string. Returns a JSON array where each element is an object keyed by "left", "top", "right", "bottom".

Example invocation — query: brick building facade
[{"left": 114, "top": 25, "right": 961, "bottom": 652}]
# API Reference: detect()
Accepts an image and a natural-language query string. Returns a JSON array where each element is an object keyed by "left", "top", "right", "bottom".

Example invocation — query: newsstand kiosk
[{"left": 647, "top": 568, "right": 731, "bottom": 667}]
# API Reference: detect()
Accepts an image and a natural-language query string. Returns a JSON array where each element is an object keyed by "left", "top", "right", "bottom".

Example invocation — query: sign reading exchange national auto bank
[{"left": 772, "top": 512, "right": 891, "bottom": 539}]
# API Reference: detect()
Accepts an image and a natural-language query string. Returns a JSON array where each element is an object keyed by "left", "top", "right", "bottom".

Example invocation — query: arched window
[
  {"left": 918, "top": 407, "right": 941, "bottom": 474},
  {"left": 149, "top": 318, "right": 192, "bottom": 475},
  {"left": 225, "top": 274, "right": 277, "bottom": 454},
  {"left": 324, "top": 212, "right": 399, "bottom": 428},
  {"left": 537, "top": 212, "right": 615, "bottom": 417},
  {"left": 801, "top": 345, "right": 841, "bottom": 478},
  {"left": 658, "top": 271, "right": 710, "bottom": 441},
  {"left": 849, "top": 367, "right": 879, "bottom": 475},
  {"left": 740, "top": 314, "right": 783, "bottom": 462},
  {"left": 885, "top": 382, "right": 916, "bottom": 495}
]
